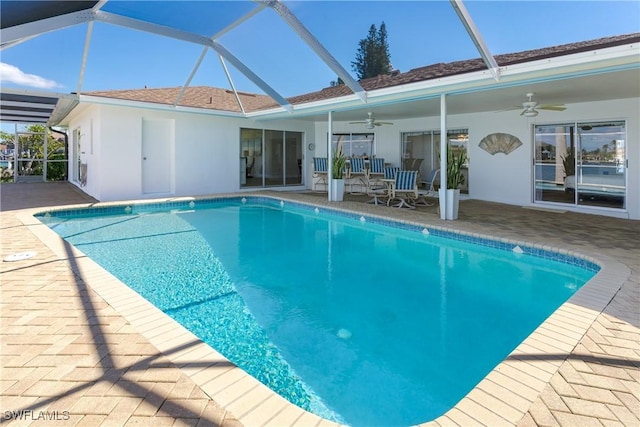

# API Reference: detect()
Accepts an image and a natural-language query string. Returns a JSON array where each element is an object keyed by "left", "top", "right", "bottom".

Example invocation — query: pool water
[{"left": 40, "top": 198, "right": 596, "bottom": 426}]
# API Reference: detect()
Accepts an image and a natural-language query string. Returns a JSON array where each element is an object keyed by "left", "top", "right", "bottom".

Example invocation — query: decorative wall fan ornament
[
  {"left": 349, "top": 112, "right": 393, "bottom": 129},
  {"left": 479, "top": 132, "right": 523, "bottom": 155},
  {"left": 519, "top": 92, "right": 566, "bottom": 117}
]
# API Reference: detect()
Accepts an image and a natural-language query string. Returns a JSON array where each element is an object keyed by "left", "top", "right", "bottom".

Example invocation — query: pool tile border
[
  {"left": 39, "top": 195, "right": 600, "bottom": 272},
  {"left": 24, "top": 193, "right": 631, "bottom": 427}
]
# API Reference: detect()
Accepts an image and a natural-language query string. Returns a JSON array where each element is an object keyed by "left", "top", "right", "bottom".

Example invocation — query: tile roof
[
  {"left": 84, "top": 86, "right": 276, "bottom": 113},
  {"left": 284, "top": 32, "right": 640, "bottom": 107},
  {"left": 85, "top": 32, "right": 639, "bottom": 114}
]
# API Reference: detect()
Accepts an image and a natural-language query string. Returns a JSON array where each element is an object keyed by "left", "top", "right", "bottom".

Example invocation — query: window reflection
[
  {"left": 534, "top": 121, "right": 625, "bottom": 209},
  {"left": 576, "top": 122, "right": 626, "bottom": 208}
]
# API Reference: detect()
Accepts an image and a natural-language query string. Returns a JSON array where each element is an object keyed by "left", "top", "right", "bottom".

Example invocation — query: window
[{"left": 332, "top": 133, "right": 374, "bottom": 158}]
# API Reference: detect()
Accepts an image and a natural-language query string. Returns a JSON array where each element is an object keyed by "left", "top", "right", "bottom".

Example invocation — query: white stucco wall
[
  {"left": 313, "top": 97, "right": 639, "bottom": 219},
  {"left": 65, "top": 104, "right": 316, "bottom": 202},
  {"left": 64, "top": 96, "right": 637, "bottom": 218}
]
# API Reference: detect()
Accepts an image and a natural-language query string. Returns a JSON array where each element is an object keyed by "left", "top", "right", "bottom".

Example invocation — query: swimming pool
[{"left": 38, "top": 197, "right": 598, "bottom": 426}]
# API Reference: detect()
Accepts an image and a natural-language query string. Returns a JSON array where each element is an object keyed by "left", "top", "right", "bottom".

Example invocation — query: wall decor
[{"left": 478, "top": 132, "right": 523, "bottom": 155}]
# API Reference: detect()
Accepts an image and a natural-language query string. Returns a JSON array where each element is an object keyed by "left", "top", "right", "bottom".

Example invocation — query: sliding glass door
[
  {"left": 534, "top": 121, "right": 626, "bottom": 209},
  {"left": 240, "top": 128, "right": 303, "bottom": 188},
  {"left": 401, "top": 129, "right": 469, "bottom": 192}
]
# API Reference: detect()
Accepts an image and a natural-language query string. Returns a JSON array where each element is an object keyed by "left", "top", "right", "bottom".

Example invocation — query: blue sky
[{"left": 1, "top": 1, "right": 639, "bottom": 99}]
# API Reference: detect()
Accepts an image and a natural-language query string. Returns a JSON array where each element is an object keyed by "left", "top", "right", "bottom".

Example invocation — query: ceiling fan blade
[
  {"left": 494, "top": 106, "right": 522, "bottom": 113},
  {"left": 539, "top": 105, "right": 566, "bottom": 111},
  {"left": 377, "top": 121, "right": 394, "bottom": 125},
  {"left": 349, "top": 121, "right": 366, "bottom": 124},
  {"left": 520, "top": 109, "right": 527, "bottom": 116}
]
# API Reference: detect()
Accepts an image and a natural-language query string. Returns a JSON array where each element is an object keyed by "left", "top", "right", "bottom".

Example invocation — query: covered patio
[{"left": 1, "top": 182, "right": 638, "bottom": 426}]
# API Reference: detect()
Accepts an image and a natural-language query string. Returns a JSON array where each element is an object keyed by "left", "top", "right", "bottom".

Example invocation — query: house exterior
[{"left": 60, "top": 33, "right": 639, "bottom": 219}]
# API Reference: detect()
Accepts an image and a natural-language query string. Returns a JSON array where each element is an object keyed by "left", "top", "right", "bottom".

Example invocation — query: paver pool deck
[{"left": 1, "top": 182, "right": 638, "bottom": 426}]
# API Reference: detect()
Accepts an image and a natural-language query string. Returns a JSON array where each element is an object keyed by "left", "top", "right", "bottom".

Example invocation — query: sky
[{"left": 1, "top": 0, "right": 639, "bottom": 101}]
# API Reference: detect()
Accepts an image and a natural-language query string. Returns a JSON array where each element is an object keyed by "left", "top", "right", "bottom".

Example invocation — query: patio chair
[
  {"left": 362, "top": 157, "right": 385, "bottom": 195},
  {"left": 366, "top": 165, "right": 398, "bottom": 205},
  {"left": 415, "top": 169, "right": 439, "bottom": 206},
  {"left": 368, "top": 157, "right": 385, "bottom": 185},
  {"left": 347, "top": 157, "right": 367, "bottom": 194},
  {"left": 312, "top": 157, "right": 328, "bottom": 191},
  {"left": 388, "top": 170, "right": 419, "bottom": 209}
]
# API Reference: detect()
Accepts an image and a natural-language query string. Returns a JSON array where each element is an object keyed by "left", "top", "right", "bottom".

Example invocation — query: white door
[{"left": 142, "top": 119, "right": 172, "bottom": 194}]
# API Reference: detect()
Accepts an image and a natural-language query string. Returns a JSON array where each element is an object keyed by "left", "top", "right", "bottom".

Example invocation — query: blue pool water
[{"left": 39, "top": 198, "right": 597, "bottom": 426}]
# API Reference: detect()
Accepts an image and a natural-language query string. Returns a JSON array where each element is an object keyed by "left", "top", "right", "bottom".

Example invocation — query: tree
[
  {"left": 351, "top": 22, "right": 392, "bottom": 81},
  {"left": 0, "top": 124, "right": 67, "bottom": 182},
  {"left": 329, "top": 77, "right": 344, "bottom": 87}
]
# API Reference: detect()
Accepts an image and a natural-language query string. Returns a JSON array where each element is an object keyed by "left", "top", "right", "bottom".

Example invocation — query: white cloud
[{"left": 0, "top": 63, "right": 62, "bottom": 89}]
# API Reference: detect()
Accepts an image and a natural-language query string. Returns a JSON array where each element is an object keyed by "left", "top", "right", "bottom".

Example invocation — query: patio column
[
  {"left": 327, "top": 110, "right": 333, "bottom": 201},
  {"left": 440, "top": 93, "right": 448, "bottom": 220}
]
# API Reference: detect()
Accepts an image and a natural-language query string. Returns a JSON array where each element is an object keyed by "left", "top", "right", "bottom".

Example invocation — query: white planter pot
[
  {"left": 330, "top": 179, "right": 345, "bottom": 201},
  {"left": 446, "top": 188, "right": 460, "bottom": 220}
]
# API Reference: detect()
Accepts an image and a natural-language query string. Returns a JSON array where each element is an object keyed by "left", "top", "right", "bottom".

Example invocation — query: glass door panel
[
  {"left": 576, "top": 122, "right": 625, "bottom": 209},
  {"left": 403, "top": 129, "right": 468, "bottom": 191},
  {"left": 402, "top": 131, "right": 434, "bottom": 177},
  {"left": 265, "top": 130, "right": 284, "bottom": 187},
  {"left": 284, "top": 131, "right": 302, "bottom": 186},
  {"left": 240, "top": 128, "right": 263, "bottom": 188},
  {"left": 534, "top": 125, "right": 576, "bottom": 204}
]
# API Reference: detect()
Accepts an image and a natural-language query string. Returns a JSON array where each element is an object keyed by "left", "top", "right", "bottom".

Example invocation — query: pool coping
[{"left": 18, "top": 193, "right": 631, "bottom": 426}]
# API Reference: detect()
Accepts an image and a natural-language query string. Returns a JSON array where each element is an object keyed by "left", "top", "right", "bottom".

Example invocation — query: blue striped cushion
[
  {"left": 395, "top": 170, "right": 417, "bottom": 190},
  {"left": 313, "top": 157, "right": 328, "bottom": 173},
  {"left": 384, "top": 167, "right": 400, "bottom": 180},
  {"left": 350, "top": 158, "right": 365, "bottom": 173},
  {"left": 370, "top": 158, "right": 385, "bottom": 174}
]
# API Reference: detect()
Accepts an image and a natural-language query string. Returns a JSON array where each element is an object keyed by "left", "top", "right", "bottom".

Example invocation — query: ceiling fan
[
  {"left": 520, "top": 92, "right": 566, "bottom": 117},
  {"left": 349, "top": 112, "right": 393, "bottom": 129}
]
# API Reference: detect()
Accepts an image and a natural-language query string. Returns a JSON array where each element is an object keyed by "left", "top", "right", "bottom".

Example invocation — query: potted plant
[
  {"left": 330, "top": 144, "right": 347, "bottom": 201},
  {"left": 439, "top": 146, "right": 467, "bottom": 219}
]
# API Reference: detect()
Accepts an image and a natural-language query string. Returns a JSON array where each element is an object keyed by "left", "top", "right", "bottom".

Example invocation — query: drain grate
[{"left": 3, "top": 251, "right": 37, "bottom": 262}]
